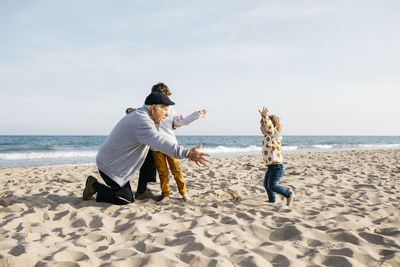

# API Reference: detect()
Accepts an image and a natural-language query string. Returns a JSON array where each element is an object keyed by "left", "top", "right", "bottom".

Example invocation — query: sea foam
[{"left": 0, "top": 151, "right": 97, "bottom": 160}]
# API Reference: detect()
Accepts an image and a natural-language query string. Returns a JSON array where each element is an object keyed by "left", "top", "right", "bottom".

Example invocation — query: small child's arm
[
  {"left": 264, "top": 116, "right": 278, "bottom": 137},
  {"left": 258, "top": 106, "right": 278, "bottom": 136},
  {"left": 173, "top": 109, "right": 206, "bottom": 128},
  {"left": 258, "top": 106, "right": 269, "bottom": 135},
  {"left": 260, "top": 121, "right": 267, "bottom": 135}
]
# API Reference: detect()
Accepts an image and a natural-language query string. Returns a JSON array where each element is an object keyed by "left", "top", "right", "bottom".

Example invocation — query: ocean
[{"left": 1, "top": 135, "right": 400, "bottom": 168}]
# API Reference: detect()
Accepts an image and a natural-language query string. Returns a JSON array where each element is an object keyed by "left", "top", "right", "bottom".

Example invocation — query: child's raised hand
[
  {"left": 258, "top": 106, "right": 268, "bottom": 117},
  {"left": 199, "top": 109, "right": 207, "bottom": 117}
]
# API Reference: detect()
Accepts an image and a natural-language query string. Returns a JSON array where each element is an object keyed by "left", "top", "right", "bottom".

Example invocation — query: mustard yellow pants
[{"left": 152, "top": 151, "right": 187, "bottom": 197}]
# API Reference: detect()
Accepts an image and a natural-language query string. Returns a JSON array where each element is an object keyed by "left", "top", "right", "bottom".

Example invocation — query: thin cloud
[{"left": 243, "top": 5, "right": 330, "bottom": 20}]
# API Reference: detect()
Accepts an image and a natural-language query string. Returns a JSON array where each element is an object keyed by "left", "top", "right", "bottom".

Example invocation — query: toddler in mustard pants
[{"left": 151, "top": 83, "right": 206, "bottom": 202}]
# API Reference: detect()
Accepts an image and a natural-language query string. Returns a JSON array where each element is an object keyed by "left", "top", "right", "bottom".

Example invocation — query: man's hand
[{"left": 187, "top": 144, "right": 211, "bottom": 166}]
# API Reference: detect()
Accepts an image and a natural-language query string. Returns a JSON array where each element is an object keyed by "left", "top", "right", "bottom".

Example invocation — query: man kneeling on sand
[{"left": 83, "top": 91, "right": 210, "bottom": 205}]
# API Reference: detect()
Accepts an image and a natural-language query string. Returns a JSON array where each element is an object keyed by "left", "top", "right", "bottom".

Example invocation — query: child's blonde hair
[{"left": 268, "top": 115, "right": 282, "bottom": 133}]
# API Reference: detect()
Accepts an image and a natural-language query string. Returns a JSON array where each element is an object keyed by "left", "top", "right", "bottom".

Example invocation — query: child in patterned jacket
[{"left": 259, "top": 106, "right": 294, "bottom": 206}]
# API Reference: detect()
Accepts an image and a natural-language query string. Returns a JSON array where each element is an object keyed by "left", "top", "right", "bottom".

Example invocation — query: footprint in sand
[
  {"left": 333, "top": 231, "right": 360, "bottom": 245},
  {"left": 353, "top": 184, "right": 377, "bottom": 189},
  {"left": 269, "top": 224, "right": 302, "bottom": 241},
  {"left": 379, "top": 249, "right": 398, "bottom": 261},
  {"left": 134, "top": 240, "right": 165, "bottom": 254},
  {"left": 53, "top": 249, "right": 89, "bottom": 262},
  {"left": 328, "top": 248, "right": 353, "bottom": 257},
  {"left": 113, "top": 249, "right": 136, "bottom": 258},
  {"left": 89, "top": 215, "right": 103, "bottom": 228},
  {"left": 322, "top": 255, "right": 352, "bottom": 267},
  {"left": 8, "top": 245, "right": 25, "bottom": 256},
  {"left": 210, "top": 188, "right": 241, "bottom": 201},
  {"left": 373, "top": 227, "right": 400, "bottom": 237},
  {"left": 358, "top": 232, "right": 386, "bottom": 245},
  {"left": 220, "top": 216, "right": 238, "bottom": 225}
]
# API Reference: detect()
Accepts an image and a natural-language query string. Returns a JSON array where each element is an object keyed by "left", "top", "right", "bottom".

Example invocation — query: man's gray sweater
[{"left": 96, "top": 106, "right": 190, "bottom": 187}]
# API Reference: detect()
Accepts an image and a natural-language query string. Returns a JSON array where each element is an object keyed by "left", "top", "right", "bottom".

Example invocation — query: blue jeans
[{"left": 263, "top": 164, "right": 292, "bottom": 203}]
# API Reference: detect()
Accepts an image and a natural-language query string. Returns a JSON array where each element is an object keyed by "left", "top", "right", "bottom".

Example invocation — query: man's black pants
[
  {"left": 136, "top": 149, "right": 157, "bottom": 194},
  {"left": 93, "top": 150, "right": 157, "bottom": 205}
]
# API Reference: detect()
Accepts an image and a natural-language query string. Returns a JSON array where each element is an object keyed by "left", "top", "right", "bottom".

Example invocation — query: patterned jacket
[{"left": 261, "top": 114, "right": 283, "bottom": 165}]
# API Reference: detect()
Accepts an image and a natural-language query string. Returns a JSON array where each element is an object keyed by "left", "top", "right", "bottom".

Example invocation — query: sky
[{"left": 1, "top": 0, "right": 399, "bottom": 136}]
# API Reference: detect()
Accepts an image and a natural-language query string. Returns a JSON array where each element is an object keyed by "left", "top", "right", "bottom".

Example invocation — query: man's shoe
[
  {"left": 135, "top": 189, "right": 156, "bottom": 200},
  {"left": 153, "top": 194, "right": 164, "bottom": 202},
  {"left": 158, "top": 196, "right": 170, "bottom": 203},
  {"left": 83, "top": 176, "right": 97, "bottom": 200}
]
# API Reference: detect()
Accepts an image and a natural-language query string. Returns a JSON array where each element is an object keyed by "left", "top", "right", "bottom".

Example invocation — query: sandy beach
[{"left": 0, "top": 149, "right": 399, "bottom": 266}]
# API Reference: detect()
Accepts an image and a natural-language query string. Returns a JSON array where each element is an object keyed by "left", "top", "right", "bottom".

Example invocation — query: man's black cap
[{"left": 144, "top": 92, "right": 175, "bottom": 105}]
